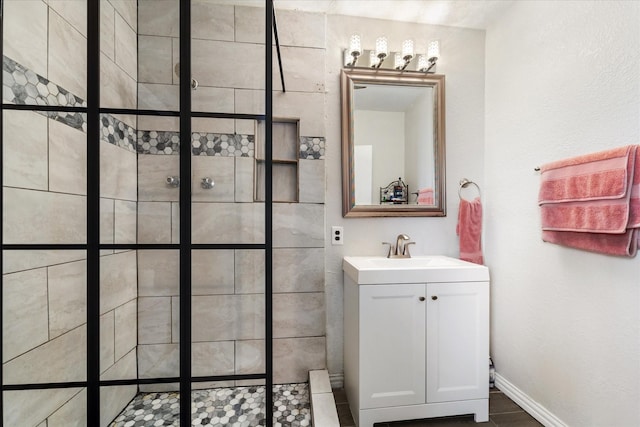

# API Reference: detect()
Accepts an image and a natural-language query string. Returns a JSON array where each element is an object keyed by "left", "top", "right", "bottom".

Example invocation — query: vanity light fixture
[{"left": 345, "top": 34, "right": 362, "bottom": 67}]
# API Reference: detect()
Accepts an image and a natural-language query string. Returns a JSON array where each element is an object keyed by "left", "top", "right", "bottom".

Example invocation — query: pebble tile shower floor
[{"left": 110, "top": 384, "right": 311, "bottom": 427}]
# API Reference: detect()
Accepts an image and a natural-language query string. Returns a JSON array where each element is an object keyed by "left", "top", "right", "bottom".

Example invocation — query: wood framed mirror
[{"left": 341, "top": 68, "right": 446, "bottom": 217}]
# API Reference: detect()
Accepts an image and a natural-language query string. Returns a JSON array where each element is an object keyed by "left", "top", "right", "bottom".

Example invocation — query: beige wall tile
[
  {"left": 192, "top": 341, "right": 234, "bottom": 377},
  {"left": 299, "top": 159, "right": 325, "bottom": 203},
  {"left": 4, "top": 325, "right": 86, "bottom": 384},
  {"left": 273, "top": 248, "right": 324, "bottom": 293},
  {"left": 2, "top": 268, "right": 48, "bottom": 362},
  {"left": 100, "top": 0, "right": 115, "bottom": 61},
  {"left": 4, "top": 388, "right": 80, "bottom": 427},
  {"left": 48, "top": 0, "right": 87, "bottom": 36},
  {"left": 192, "top": 1, "right": 234, "bottom": 41},
  {"left": 101, "top": 363, "right": 137, "bottom": 427},
  {"left": 192, "top": 156, "right": 235, "bottom": 202},
  {"left": 138, "top": 297, "right": 172, "bottom": 344},
  {"left": 49, "top": 10, "right": 87, "bottom": 100},
  {"left": 192, "top": 40, "right": 265, "bottom": 90},
  {"left": 193, "top": 87, "right": 235, "bottom": 114},
  {"left": 49, "top": 118, "right": 86, "bottom": 195},
  {"left": 115, "top": 12, "right": 137, "bottom": 80},
  {"left": 3, "top": 0, "right": 48, "bottom": 79},
  {"left": 235, "top": 119, "right": 256, "bottom": 136},
  {"left": 192, "top": 295, "right": 265, "bottom": 342},
  {"left": 138, "top": 201, "right": 172, "bottom": 243},
  {"left": 236, "top": 339, "right": 264, "bottom": 375},
  {"left": 234, "top": 6, "right": 265, "bottom": 44},
  {"left": 110, "top": 0, "right": 137, "bottom": 32},
  {"left": 192, "top": 202, "right": 265, "bottom": 244},
  {"left": 101, "top": 347, "right": 137, "bottom": 381},
  {"left": 100, "top": 198, "right": 115, "bottom": 247},
  {"left": 275, "top": 46, "right": 325, "bottom": 93},
  {"left": 235, "top": 89, "right": 264, "bottom": 115},
  {"left": 271, "top": 163, "right": 298, "bottom": 202},
  {"left": 138, "top": 83, "right": 179, "bottom": 111},
  {"left": 139, "top": 35, "right": 173, "bottom": 84},
  {"left": 274, "top": 91, "right": 325, "bottom": 136},
  {"left": 114, "top": 299, "right": 137, "bottom": 360},
  {"left": 48, "top": 260, "right": 86, "bottom": 339},
  {"left": 273, "top": 203, "right": 324, "bottom": 248},
  {"left": 3, "top": 110, "right": 48, "bottom": 191},
  {"left": 3, "top": 188, "right": 86, "bottom": 244},
  {"left": 276, "top": 9, "right": 326, "bottom": 49},
  {"left": 138, "top": 115, "right": 179, "bottom": 132},
  {"left": 100, "top": 311, "right": 115, "bottom": 373},
  {"left": 192, "top": 117, "right": 235, "bottom": 134},
  {"left": 234, "top": 249, "right": 265, "bottom": 294},
  {"left": 138, "top": 155, "right": 180, "bottom": 201},
  {"left": 274, "top": 337, "right": 326, "bottom": 384},
  {"left": 47, "top": 389, "right": 86, "bottom": 427},
  {"left": 171, "top": 296, "right": 179, "bottom": 342},
  {"left": 138, "top": 0, "right": 178, "bottom": 37},
  {"left": 192, "top": 250, "right": 234, "bottom": 295},
  {"left": 138, "top": 250, "right": 180, "bottom": 296},
  {"left": 100, "top": 252, "right": 137, "bottom": 314},
  {"left": 138, "top": 343, "right": 179, "bottom": 378},
  {"left": 235, "top": 157, "right": 255, "bottom": 203},
  {"left": 114, "top": 200, "right": 137, "bottom": 244},
  {"left": 100, "top": 140, "right": 137, "bottom": 201},
  {"left": 100, "top": 53, "right": 137, "bottom": 109},
  {"left": 274, "top": 293, "right": 325, "bottom": 338},
  {"left": 172, "top": 202, "right": 180, "bottom": 243},
  {"left": 3, "top": 250, "right": 86, "bottom": 275}
]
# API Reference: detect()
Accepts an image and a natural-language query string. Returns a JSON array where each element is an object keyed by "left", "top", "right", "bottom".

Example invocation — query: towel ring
[{"left": 458, "top": 178, "right": 481, "bottom": 200}]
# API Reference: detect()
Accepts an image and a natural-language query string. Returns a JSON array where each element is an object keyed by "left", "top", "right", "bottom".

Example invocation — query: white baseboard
[{"left": 495, "top": 372, "right": 567, "bottom": 427}]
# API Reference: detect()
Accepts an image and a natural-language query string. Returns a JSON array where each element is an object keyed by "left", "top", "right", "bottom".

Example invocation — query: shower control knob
[
  {"left": 419, "top": 297, "right": 426, "bottom": 301},
  {"left": 431, "top": 296, "right": 438, "bottom": 301}
]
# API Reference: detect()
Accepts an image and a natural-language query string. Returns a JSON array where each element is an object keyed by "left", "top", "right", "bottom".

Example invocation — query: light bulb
[
  {"left": 369, "top": 51, "right": 379, "bottom": 68},
  {"left": 375, "top": 36, "right": 388, "bottom": 59},
  {"left": 402, "top": 39, "right": 414, "bottom": 60},
  {"left": 349, "top": 34, "right": 362, "bottom": 56},
  {"left": 428, "top": 40, "right": 440, "bottom": 60}
]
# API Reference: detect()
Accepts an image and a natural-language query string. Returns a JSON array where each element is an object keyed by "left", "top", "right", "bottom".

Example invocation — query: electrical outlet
[{"left": 331, "top": 226, "right": 344, "bottom": 245}]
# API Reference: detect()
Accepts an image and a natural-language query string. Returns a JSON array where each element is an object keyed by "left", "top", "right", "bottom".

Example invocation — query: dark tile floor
[{"left": 333, "top": 388, "right": 543, "bottom": 427}]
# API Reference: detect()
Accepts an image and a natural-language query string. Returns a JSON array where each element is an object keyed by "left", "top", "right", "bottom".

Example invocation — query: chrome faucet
[{"left": 382, "top": 234, "right": 415, "bottom": 258}]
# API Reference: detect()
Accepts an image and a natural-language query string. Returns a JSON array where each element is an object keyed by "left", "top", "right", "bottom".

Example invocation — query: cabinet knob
[
  {"left": 431, "top": 296, "right": 438, "bottom": 300},
  {"left": 419, "top": 296, "right": 426, "bottom": 301}
]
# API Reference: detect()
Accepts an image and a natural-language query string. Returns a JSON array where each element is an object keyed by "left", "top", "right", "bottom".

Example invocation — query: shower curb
[{"left": 309, "top": 370, "right": 340, "bottom": 427}]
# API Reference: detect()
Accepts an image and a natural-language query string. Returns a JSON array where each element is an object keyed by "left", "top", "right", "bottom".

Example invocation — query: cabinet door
[
  {"left": 426, "top": 282, "right": 489, "bottom": 403},
  {"left": 359, "top": 284, "right": 426, "bottom": 409}
]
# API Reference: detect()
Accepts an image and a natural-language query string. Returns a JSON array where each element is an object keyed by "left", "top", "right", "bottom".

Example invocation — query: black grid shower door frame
[{"left": 0, "top": 0, "right": 276, "bottom": 426}]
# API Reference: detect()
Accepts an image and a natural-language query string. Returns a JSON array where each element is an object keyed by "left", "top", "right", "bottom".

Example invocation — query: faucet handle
[
  {"left": 382, "top": 242, "right": 393, "bottom": 258},
  {"left": 403, "top": 241, "right": 416, "bottom": 257}
]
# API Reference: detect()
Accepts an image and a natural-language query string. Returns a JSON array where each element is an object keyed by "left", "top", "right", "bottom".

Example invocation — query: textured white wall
[
  {"left": 485, "top": 1, "right": 640, "bottom": 425},
  {"left": 325, "top": 15, "right": 485, "bottom": 379}
]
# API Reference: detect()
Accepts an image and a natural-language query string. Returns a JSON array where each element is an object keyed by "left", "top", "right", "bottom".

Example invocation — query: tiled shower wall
[
  {"left": 2, "top": 1, "right": 138, "bottom": 426},
  {"left": 136, "top": 1, "right": 327, "bottom": 389}
]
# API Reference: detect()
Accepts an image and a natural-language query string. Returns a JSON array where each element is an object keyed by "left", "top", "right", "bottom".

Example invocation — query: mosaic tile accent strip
[
  {"left": 3, "top": 55, "right": 87, "bottom": 132},
  {"left": 192, "top": 133, "right": 255, "bottom": 157},
  {"left": 137, "top": 130, "right": 180, "bottom": 154},
  {"left": 110, "top": 383, "right": 311, "bottom": 427},
  {"left": 101, "top": 114, "right": 137, "bottom": 153},
  {"left": 300, "top": 137, "right": 325, "bottom": 160}
]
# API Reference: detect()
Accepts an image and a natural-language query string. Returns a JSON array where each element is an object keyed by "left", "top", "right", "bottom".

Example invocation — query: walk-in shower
[{"left": 1, "top": 0, "right": 326, "bottom": 425}]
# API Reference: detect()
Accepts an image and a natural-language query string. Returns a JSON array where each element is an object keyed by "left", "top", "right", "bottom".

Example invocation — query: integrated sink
[{"left": 343, "top": 255, "right": 489, "bottom": 284}]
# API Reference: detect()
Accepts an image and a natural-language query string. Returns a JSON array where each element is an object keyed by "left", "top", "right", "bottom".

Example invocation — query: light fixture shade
[
  {"left": 428, "top": 40, "right": 440, "bottom": 60},
  {"left": 394, "top": 52, "right": 403, "bottom": 69},
  {"left": 375, "top": 36, "right": 388, "bottom": 58},
  {"left": 402, "top": 39, "right": 414, "bottom": 60},
  {"left": 417, "top": 54, "right": 429, "bottom": 71},
  {"left": 349, "top": 34, "right": 362, "bottom": 56}
]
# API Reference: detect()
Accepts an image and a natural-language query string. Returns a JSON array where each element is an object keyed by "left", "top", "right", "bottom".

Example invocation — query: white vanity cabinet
[{"left": 343, "top": 256, "right": 490, "bottom": 427}]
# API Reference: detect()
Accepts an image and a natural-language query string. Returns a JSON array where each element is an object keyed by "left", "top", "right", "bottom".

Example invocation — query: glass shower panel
[
  {"left": 4, "top": 388, "right": 86, "bottom": 426},
  {"left": 2, "top": 109, "right": 87, "bottom": 245},
  {"left": 3, "top": 0, "right": 87, "bottom": 109},
  {"left": 2, "top": 250, "right": 88, "bottom": 387},
  {"left": 135, "top": 0, "right": 179, "bottom": 113}
]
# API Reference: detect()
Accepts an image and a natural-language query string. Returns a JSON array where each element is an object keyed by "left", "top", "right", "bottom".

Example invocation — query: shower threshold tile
[{"left": 110, "top": 383, "right": 311, "bottom": 427}]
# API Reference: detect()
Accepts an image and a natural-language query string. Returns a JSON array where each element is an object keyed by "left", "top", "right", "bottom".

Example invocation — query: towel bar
[{"left": 458, "top": 178, "right": 481, "bottom": 200}]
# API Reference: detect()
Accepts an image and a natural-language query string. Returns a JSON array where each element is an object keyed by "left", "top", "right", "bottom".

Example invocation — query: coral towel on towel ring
[{"left": 538, "top": 145, "right": 640, "bottom": 257}]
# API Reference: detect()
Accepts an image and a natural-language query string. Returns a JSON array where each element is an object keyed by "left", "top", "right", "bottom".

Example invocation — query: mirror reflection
[{"left": 341, "top": 68, "right": 446, "bottom": 217}]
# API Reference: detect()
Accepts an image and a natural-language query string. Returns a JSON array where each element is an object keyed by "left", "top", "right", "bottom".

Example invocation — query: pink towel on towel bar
[
  {"left": 538, "top": 145, "right": 640, "bottom": 257},
  {"left": 417, "top": 188, "right": 434, "bottom": 205},
  {"left": 457, "top": 197, "right": 483, "bottom": 264}
]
